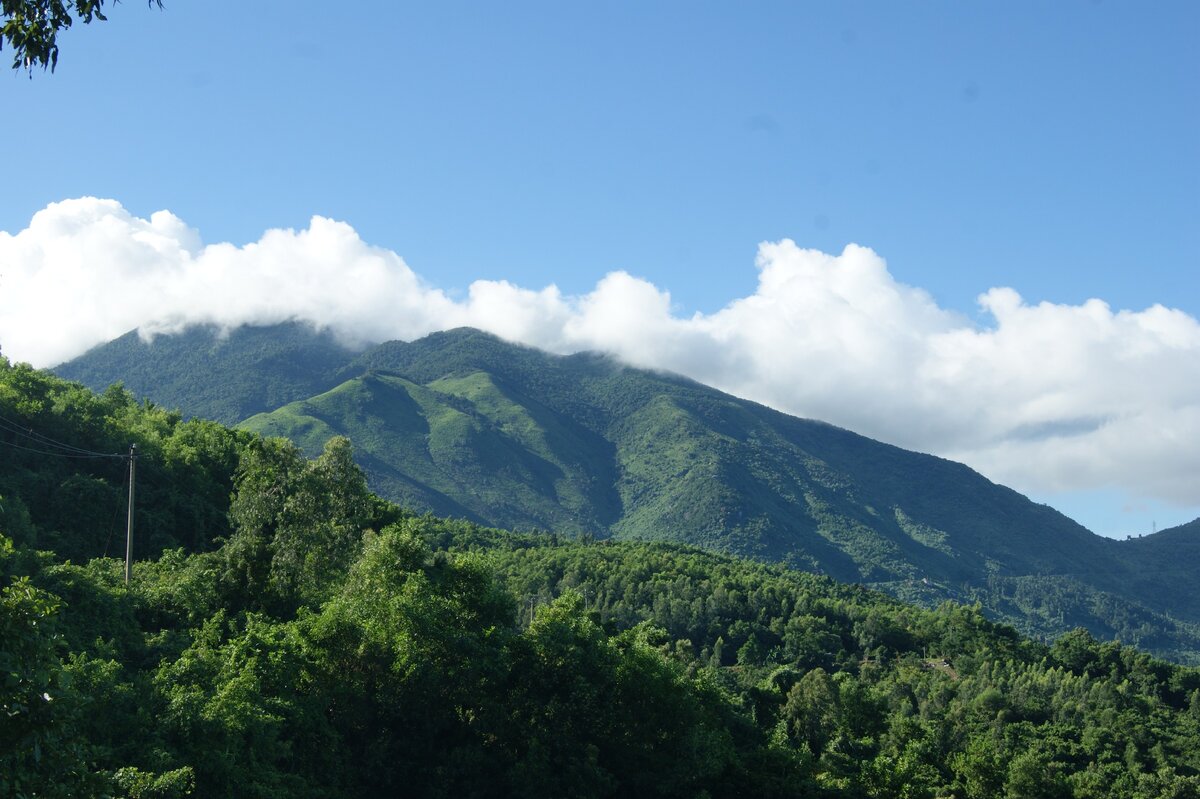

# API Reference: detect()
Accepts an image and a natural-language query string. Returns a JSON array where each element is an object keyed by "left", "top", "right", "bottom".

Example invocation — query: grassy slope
[{"left": 242, "top": 371, "right": 620, "bottom": 535}]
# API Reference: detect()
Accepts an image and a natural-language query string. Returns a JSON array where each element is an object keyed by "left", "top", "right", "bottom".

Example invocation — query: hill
[
  {"left": 56, "top": 325, "right": 1200, "bottom": 661},
  {"left": 1116, "top": 518, "right": 1200, "bottom": 621},
  {"left": 55, "top": 321, "right": 360, "bottom": 425},
  {"left": 5, "top": 360, "right": 1200, "bottom": 796}
]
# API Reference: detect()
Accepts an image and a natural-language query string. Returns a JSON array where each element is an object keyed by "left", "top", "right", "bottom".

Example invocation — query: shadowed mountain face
[
  {"left": 1116, "top": 518, "right": 1200, "bottom": 621},
  {"left": 57, "top": 325, "right": 1200, "bottom": 660}
]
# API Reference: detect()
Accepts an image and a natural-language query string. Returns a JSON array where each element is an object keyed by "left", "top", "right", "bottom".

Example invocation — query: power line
[
  {"left": 0, "top": 412, "right": 122, "bottom": 456},
  {"left": 0, "top": 412, "right": 140, "bottom": 578},
  {"left": 0, "top": 413, "right": 112, "bottom": 455},
  {"left": 0, "top": 438, "right": 124, "bottom": 459},
  {"left": 0, "top": 413, "right": 124, "bottom": 458}
]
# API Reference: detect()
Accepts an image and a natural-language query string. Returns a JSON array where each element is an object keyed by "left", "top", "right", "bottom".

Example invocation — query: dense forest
[
  {"left": 58, "top": 325, "right": 1200, "bottom": 663},
  {"left": 4, "top": 357, "right": 1200, "bottom": 798}
]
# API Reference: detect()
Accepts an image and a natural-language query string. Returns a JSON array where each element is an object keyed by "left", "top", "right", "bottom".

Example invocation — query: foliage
[
  {"left": 220, "top": 434, "right": 381, "bottom": 612},
  {"left": 0, "top": 575, "right": 74, "bottom": 796},
  {"left": 1, "top": 0, "right": 162, "bottom": 72},
  {"left": 461, "top": 528, "right": 1200, "bottom": 797},
  {"left": 12, "top": 346, "right": 1200, "bottom": 796},
  {"left": 1, "top": 359, "right": 253, "bottom": 563},
  {"left": 56, "top": 323, "right": 357, "bottom": 426},
  {"left": 95, "top": 324, "right": 1193, "bottom": 661},
  {"left": 6, "top": 500, "right": 1200, "bottom": 797}
]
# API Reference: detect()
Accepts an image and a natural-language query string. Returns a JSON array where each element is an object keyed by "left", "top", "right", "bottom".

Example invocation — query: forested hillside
[
  {"left": 1117, "top": 520, "right": 1200, "bottom": 622},
  {"left": 55, "top": 323, "right": 359, "bottom": 426},
  {"left": 56, "top": 324, "right": 1200, "bottom": 661},
  {"left": 5, "top": 357, "right": 1200, "bottom": 797}
]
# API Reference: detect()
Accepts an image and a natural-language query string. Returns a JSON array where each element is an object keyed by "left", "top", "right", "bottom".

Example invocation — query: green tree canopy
[{"left": 2, "top": 0, "right": 161, "bottom": 72}]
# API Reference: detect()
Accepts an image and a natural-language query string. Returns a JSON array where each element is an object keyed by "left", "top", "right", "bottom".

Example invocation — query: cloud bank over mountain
[{"left": 3, "top": 198, "right": 1198, "bottom": 509}]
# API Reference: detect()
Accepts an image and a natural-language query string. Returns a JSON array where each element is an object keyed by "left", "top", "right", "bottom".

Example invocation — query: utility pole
[{"left": 124, "top": 444, "right": 137, "bottom": 585}]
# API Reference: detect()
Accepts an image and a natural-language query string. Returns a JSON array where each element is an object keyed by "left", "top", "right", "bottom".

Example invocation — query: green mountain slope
[
  {"left": 332, "top": 330, "right": 1110, "bottom": 578},
  {"left": 1116, "top": 519, "right": 1200, "bottom": 621},
  {"left": 243, "top": 370, "right": 621, "bottom": 534},
  {"left": 55, "top": 322, "right": 360, "bottom": 425},
  {"left": 55, "top": 325, "right": 1200, "bottom": 660},
  {"left": 10, "top": 357, "right": 1200, "bottom": 798}
]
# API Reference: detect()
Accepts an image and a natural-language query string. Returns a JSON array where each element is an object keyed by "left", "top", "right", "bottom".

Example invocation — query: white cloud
[{"left": 2, "top": 198, "right": 1198, "bottom": 513}]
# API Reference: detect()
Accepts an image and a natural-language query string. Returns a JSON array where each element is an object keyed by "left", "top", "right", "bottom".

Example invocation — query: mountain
[
  {"left": 56, "top": 324, "right": 1200, "bottom": 660},
  {"left": 259, "top": 329, "right": 1111, "bottom": 575},
  {"left": 1116, "top": 518, "right": 1200, "bottom": 621},
  {"left": 8, "top": 360, "right": 1200, "bottom": 797},
  {"left": 55, "top": 321, "right": 361, "bottom": 425}
]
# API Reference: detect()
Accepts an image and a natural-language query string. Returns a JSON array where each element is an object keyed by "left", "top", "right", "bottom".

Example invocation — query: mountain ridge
[
  {"left": 54, "top": 321, "right": 362, "bottom": 425},
  {"left": 55, "top": 323, "right": 1200, "bottom": 660}
]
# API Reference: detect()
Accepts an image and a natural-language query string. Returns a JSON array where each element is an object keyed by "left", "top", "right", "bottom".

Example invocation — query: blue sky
[{"left": 3, "top": 1, "right": 1198, "bottom": 537}]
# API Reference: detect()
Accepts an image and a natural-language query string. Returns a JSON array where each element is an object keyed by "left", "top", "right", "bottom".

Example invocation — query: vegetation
[
  {"left": 1, "top": 358, "right": 249, "bottom": 561},
  {"left": 56, "top": 323, "right": 357, "bottom": 427},
  {"left": 59, "top": 325, "right": 1200, "bottom": 661},
  {"left": 1, "top": 0, "right": 162, "bottom": 72},
  {"left": 5, "top": 356, "right": 1200, "bottom": 797}
]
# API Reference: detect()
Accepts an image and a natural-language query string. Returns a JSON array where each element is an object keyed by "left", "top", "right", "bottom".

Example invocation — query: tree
[
  {"left": 222, "top": 435, "right": 374, "bottom": 611},
  {"left": 2, "top": 0, "right": 162, "bottom": 73},
  {"left": 778, "top": 667, "right": 840, "bottom": 756},
  {"left": 0, "top": 575, "right": 109, "bottom": 798}
]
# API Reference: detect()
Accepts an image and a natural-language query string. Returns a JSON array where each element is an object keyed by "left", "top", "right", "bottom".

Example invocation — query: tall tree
[{"left": 223, "top": 435, "right": 375, "bottom": 611}]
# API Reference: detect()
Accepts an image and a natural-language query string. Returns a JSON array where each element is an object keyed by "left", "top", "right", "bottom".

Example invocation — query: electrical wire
[
  {"left": 0, "top": 414, "right": 111, "bottom": 455},
  {"left": 0, "top": 438, "right": 125, "bottom": 459},
  {"left": 0, "top": 412, "right": 125, "bottom": 458},
  {"left": 0, "top": 412, "right": 119, "bottom": 454},
  {"left": 0, "top": 411, "right": 135, "bottom": 562}
]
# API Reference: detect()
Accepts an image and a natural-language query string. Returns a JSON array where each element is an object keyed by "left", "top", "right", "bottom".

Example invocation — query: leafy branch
[{"left": 1, "top": 0, "right": 162, "bottom": 73}]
